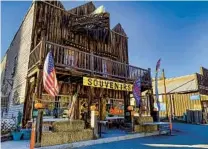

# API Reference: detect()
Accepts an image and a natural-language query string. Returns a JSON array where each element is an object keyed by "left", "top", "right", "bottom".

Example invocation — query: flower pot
[
  {"left": 21, "top": 129, "right": 31, "bottom": 140},
  {"left": 12, "top": 131, "right": 23, "bottom": 141}
]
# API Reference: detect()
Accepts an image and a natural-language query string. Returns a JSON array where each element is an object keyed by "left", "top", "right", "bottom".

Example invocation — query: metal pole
[
  {"left": 155, "top": 72, "right": 160, "bottom": 122},
  {"left": 162, "top": 69, "right": 168, "bottom": 118},
  {"left": 168, "top": 94, "right": 173, "bottom": 135}
]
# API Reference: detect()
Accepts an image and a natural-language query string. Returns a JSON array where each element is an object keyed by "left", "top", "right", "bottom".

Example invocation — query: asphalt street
[{"left": 77, "top": 123, "right": 208, "bottom": 149}]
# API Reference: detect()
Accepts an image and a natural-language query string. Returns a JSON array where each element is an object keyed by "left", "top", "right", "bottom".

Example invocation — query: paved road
[{"left": 77, "top": 123, "right": 208, "bottom": 149}]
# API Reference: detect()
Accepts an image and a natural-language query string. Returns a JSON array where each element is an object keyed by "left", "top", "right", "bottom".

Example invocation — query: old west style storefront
[{"left": 22, "top": 0, "right": 153, "bottom": 132}]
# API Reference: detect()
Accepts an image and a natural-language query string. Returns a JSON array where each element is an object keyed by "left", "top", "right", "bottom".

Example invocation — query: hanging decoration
[{"left": 133, "top": 78, "right": 141, "bottom": 106}]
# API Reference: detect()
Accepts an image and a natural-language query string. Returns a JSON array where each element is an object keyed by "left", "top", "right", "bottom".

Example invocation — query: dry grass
[
  {"left": 41, "top": 129, "right": 93, "bottom": 147},
  {"left": 134, "top": 116, "right": 157, "bottom": 133},
  {"left": 52, "top": 120, "right": 84, "bottom": 132}
]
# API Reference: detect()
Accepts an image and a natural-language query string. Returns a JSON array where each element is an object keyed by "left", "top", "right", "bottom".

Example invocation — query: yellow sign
[{"left": 83, "top": 77, "right": 133, "bottom": 91}]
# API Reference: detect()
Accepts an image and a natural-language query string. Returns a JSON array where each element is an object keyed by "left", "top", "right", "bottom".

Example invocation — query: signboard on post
[{"left": 190, "top": 95, "right": 200, "bottom": 100}]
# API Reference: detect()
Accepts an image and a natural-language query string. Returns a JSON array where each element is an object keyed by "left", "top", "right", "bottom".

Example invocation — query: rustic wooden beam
[{"left": 27, "top": 67, "right": 39, "bottom": 78}]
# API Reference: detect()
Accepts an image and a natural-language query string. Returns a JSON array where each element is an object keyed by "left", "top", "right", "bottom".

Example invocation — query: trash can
[
  {"left": 12, "top": 131, "right": 23, "bottom": 141},
  {"left": 21, "top": 129, "right": 31, "bottom": 140}
]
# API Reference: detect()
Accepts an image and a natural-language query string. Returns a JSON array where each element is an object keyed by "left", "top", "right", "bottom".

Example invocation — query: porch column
[{"left": 124, "top": 91, "right": 131, "bottom": 122}]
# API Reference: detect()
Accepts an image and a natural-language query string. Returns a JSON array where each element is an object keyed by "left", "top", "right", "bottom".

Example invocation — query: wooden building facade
[
  {"left": 152, "top": 67, "right": 208, "bottom": 118},
  {"left": 20, "top": 1, "right": 153, "bottom": 126}
]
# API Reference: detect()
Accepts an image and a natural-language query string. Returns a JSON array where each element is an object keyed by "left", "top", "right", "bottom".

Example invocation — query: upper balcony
[{"left": 28, "top": 40, "right": 151, "bottom": 85}]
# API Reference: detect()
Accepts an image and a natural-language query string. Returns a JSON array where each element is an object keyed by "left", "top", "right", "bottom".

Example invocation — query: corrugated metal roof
[{"left": 152, "top": 74, "right": 198, "bottom": 94}]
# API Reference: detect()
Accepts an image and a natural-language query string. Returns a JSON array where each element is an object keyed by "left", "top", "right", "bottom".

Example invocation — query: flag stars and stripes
[{"left": 43, "top": 51, "right": 59, "bottom": 97}]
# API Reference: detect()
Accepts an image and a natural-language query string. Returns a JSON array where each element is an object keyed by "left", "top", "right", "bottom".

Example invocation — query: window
[
  {"left": 1, "top": 96, "right": 9, "bottom": 108},
  {"left": 13, "top": 91, "right": 20, "bottom": 105},
  {"left": 1, "top": 83, "right": 8, "bottom": 95},
  {"left": 11, "top": 56, "right": 18, "bottom": 78}
]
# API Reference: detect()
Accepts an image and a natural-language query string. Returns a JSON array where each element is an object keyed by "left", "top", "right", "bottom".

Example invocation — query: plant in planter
[
  {"left": 21, "top": 122, "right": 32, "bottom": 140},
  {"left": 11, "top": 111, "right": 23, "bottom": 141}
]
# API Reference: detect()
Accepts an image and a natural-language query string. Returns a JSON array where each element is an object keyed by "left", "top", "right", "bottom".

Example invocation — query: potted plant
[
  {"left": 21, "top": 122, "right": 32, "bottom": 140},
  {"left": 11, "top": 111, "right": 23, "bottom": 141}
]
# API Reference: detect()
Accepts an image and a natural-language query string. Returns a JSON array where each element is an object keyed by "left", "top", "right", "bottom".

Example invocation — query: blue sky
[{"left": 1, "top": 1, "right": 208, "bottom": 78}]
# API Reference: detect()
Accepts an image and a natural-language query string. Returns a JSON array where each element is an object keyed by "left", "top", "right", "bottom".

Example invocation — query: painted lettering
[
  {"left": 94, "top": 79, "right": 98, "bottom": 86},
  {"left": 104, "top": 81, "right": 109, "bottom": 88},
  {"left": 115, "top": 83, "right": 119, "bottom": 90},
  {"left": 123, "top": 84, "right": 127, "bottom": 90},
  {"left": 100, "top": 80, "right": 104, "bottom": 87},
  {"left": 110, "top": 82, "right": 114, "bottom": 89},
  {"left": 88, "top": 78, "right": 92, "bottom": 85}
]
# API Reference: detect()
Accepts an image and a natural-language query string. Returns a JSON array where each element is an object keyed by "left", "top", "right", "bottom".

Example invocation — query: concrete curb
[{"left": 38, "top": 131, "right": 159, "bottom": 149}]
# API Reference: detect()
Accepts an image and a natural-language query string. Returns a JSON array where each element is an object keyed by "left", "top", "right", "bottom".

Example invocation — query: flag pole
[
  {"left": 155, "top": 71, "right": 160, "bottom": 122},
  {"left": 155, "top": 58, "right": 161, "bottom": 122}
]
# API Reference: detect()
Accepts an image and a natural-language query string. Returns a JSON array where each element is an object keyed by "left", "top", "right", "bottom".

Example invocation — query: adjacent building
[
  {"left": 152, "top": 67, "right": 208, "bottom": 118},
  {"left": 1, "top": 4, "right": 35, "bottom": 117}
]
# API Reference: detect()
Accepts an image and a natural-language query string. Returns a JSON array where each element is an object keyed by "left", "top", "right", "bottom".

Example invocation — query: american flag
[
  {"left": 43, "top": 51, "right": 59, "bottom": 97},
  {"left": 156, "top": 58, "right": 161, "bottom": 72}
]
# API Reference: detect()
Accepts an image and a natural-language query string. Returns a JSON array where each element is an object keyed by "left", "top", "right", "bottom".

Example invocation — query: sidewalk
[
  {"left": 1, "top": 131, "right": 159, "bottom": 149},
  {"left": 1, "top": 140, "right": 30, "bottom": 149}
]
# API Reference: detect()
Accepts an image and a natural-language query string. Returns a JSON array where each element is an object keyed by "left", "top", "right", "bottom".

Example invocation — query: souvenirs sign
[{"left": 83, "top": 77, "right": 133, "bottom": 91}]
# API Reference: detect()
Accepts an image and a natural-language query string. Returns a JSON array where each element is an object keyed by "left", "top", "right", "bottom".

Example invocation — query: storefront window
[{"left": 106, "top": 99, "right": 124, "bottom": 116}]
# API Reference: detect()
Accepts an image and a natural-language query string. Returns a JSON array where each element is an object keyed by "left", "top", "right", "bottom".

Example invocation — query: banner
[
  {"left": 83, "top": 77, "right": 133, "bottom": 91},
  {"left": 155, "top": 58, "right": 161, "bottom": 111},
  {"left": 132, "top": 78, "right": 141, "bottom": 106}
]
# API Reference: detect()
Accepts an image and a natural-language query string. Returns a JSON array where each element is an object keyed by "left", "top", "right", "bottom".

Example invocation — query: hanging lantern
[
  {"left": 34, "top": 102, "right": 44, "bottom": 109},
  {"left": 127, "top": 106, "right": 133, "bottom": 111},
  {"left": 90, "top": 105, "right": 96, "bottom": 111}
]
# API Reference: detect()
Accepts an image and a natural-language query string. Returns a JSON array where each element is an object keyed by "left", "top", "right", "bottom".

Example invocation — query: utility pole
[{"left": 162, "top": 69, "right": 172, "bottom": 134}]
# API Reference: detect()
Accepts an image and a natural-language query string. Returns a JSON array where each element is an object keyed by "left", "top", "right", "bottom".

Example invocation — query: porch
[{"left": 28, "top": 40, "right": 151, "bottom": 85}]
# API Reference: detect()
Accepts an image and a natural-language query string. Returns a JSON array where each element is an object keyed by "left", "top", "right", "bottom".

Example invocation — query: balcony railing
[{"left": 28, "top": 41, "right": 151, "bottom": 83}]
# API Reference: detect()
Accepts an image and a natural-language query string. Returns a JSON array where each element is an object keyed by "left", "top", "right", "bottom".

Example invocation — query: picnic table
[
  {"left": 97, "top": 117, "right": 125, "bottom": 137},
  {"left": 142, "top": 122, "right": 171, "bottom": 135},
  {"left": 106, "top": 116, "right": 124, "bottom": 120}
]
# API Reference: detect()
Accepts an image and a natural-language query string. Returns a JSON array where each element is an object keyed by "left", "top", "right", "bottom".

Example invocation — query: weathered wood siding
[
  {"left": 158, "top": 92, "right": 202, "bottom": 117},
  {"left": 31, "top": 1, "right": 128, "bottom": 64}
]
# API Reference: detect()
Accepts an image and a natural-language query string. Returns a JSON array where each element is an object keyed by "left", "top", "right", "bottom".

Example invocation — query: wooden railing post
[
  {"left": 125, "top": 64, "right": 128, "bottom": 80},
  {"left": 40, "top": 37, "right": 46, "bottom": 66},
  {"left": 90, "top": 52, "right": 94, "bottom": 74}
]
